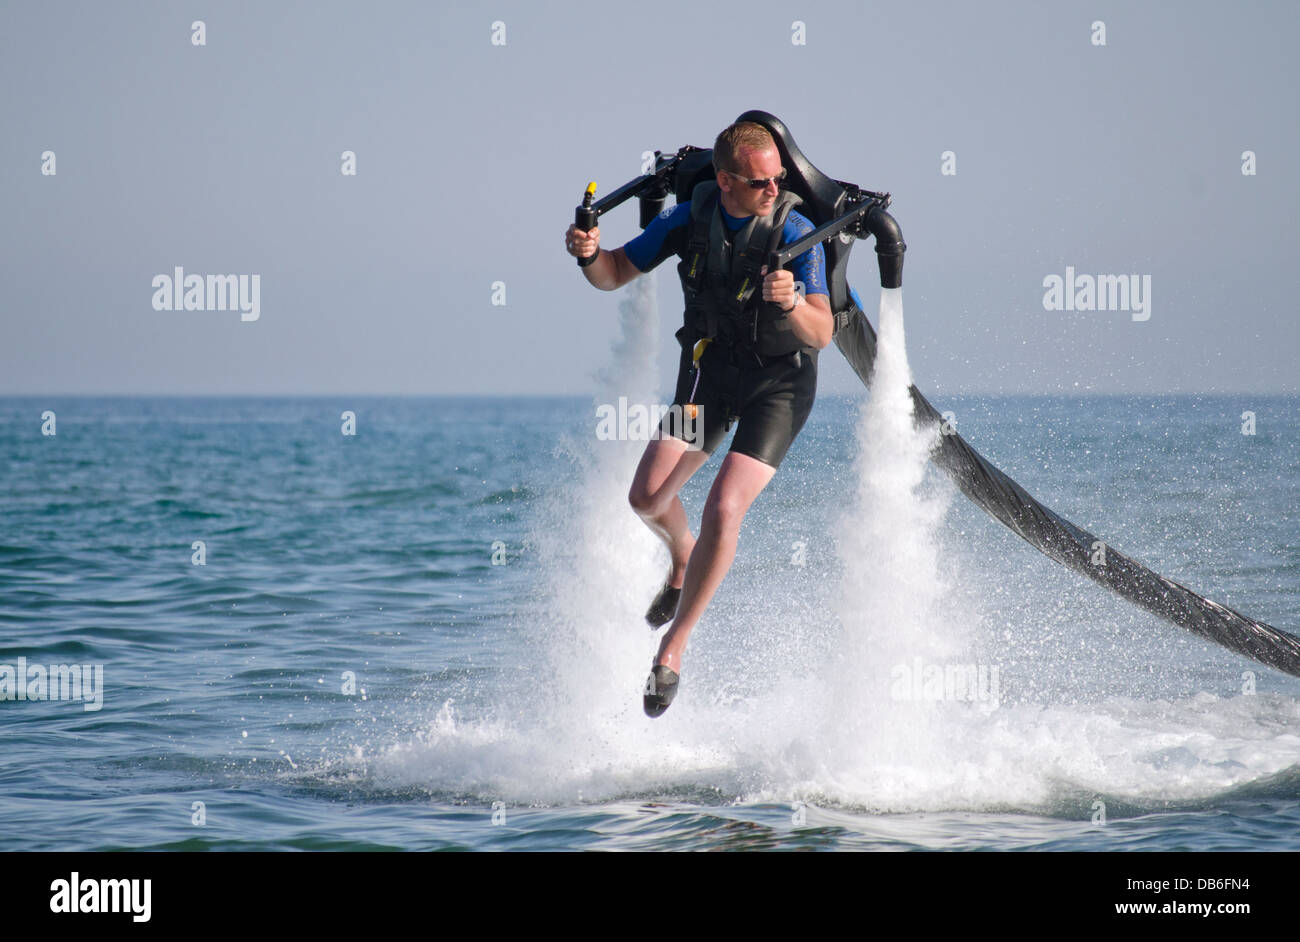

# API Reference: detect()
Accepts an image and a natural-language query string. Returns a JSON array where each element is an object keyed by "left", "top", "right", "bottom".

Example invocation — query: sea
[{"left": 2, "top": 286, "right": 1298, "bottom": 854}]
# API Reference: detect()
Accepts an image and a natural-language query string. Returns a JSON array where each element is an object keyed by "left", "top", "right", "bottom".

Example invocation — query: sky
[{"left": 2, "top": 0, "right": 1297, "bottom": 397}]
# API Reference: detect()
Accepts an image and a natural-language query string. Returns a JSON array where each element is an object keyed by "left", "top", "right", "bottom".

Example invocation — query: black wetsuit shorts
[{"left": 660, "top": 326, "right": 817, "bottom": 469}]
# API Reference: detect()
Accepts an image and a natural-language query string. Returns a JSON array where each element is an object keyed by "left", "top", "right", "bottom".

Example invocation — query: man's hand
[
  {"left": 565, "top": 224, "right": 639, "bottom": 291},
  {"left": 760, "top": 266, "right": 800, "bottom": 311},
  {"left": 565, "top": 223, "right": 600, "bottom": 261},
  {"left": 761, "top": 265, "right": 832, "bottom": 349}
]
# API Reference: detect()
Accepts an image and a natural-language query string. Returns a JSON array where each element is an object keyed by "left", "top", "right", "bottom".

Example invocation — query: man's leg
[
  {"left": 628, "top": 436, "right": 711, "bottom": 588},
  {"left": 653, "top": 450, "right": 776, "bottom": 672}
]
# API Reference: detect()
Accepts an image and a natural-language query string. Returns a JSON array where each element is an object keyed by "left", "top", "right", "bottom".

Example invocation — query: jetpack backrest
[{"left": 668, "top": 111, "right": 858, "bottom": 321}]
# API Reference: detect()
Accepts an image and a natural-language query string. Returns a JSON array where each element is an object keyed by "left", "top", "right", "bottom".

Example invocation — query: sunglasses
[{"left": 723, "top": 167, "right": 787, "bottom": 190}]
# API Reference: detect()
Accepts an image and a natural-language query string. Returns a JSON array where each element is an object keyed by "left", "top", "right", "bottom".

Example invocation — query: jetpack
[{"left": 575, "top": 109, "right": 1300, "bottom": 679}]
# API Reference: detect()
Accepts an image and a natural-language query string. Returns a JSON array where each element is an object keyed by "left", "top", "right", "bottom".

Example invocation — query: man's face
[{"left": 717, "top": 145, "right": 784, "bottom": 217}]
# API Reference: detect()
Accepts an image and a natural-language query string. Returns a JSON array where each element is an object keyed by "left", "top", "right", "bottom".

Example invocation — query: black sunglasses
[{"left": 723, "top": 167, "right": 787, "bottom": 190}]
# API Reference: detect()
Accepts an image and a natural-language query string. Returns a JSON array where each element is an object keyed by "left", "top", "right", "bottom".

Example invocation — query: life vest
[{"left": 675, "top": 181, "right": 815, "bottom": 359}]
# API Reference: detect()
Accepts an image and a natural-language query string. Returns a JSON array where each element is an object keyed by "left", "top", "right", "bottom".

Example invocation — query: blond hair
[{"left": 713, "top": 121, "right": 775, "bottom": 174}]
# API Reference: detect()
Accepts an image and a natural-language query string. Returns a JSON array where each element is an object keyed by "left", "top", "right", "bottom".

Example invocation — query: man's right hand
[
  {"left": 565, "top": 223, "right": 600, "bottom": 261},
  {"left": 566, "top": 226, "right": 639, "bottom": 291}
]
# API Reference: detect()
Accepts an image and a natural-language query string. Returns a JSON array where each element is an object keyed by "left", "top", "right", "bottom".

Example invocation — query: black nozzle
[
  {"left": 865, "top": 204, "right": 906, "bottom": 288},
  {"left": 638, "top": 179, "right": 670, "bottom": 229}
]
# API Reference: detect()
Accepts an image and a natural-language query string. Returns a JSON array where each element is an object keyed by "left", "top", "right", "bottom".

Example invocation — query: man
[{"left": 564, "top": 121, "right": 833, "bottom": 717}]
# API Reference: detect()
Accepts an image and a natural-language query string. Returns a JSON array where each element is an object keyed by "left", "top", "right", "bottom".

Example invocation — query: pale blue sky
[{"left": 2, "top": 0, "right": 1296, "bottom": 396}]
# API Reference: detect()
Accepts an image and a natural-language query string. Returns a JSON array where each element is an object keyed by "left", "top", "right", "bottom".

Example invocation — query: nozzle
[{"left": 865, "top": 204, "right": 906, "bottom": 289}]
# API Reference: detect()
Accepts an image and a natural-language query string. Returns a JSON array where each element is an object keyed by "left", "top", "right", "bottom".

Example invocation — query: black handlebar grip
[{"left": 575, "top": 203, "right": 598, "bottom": 267}]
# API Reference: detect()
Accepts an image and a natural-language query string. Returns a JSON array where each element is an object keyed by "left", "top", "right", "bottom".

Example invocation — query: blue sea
[{"left": 1, "top": 388, "right": 1298, "bottom": 852}]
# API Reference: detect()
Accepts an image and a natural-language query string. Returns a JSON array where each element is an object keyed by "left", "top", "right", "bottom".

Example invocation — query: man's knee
[
  {"left": 702, "top": 491, "right": 748, "bottom": 534},
  {"left": 629, "top": 482, "right": 666, "bottom": 517}
]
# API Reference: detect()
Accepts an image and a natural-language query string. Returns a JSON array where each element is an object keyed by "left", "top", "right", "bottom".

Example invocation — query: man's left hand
[{"left": 760, "top": 266, "right": 801, "bottom": 312}]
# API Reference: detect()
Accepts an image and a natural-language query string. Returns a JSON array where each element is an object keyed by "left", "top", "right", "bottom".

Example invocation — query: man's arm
[
  {"left": 566, "top": 203, "right": 687, "bottom": 291},
  {"left": 787, "top": 291, "right": 834, "bottom": 350},
  {"left": 564, "top": 225, "right": 642, "bottom": 291},
  {"left": 767, "top": 210, "right": 833, "bottom": 349},
  {"left": 761, "top": 268, "right": 834, "bottom": 349}
]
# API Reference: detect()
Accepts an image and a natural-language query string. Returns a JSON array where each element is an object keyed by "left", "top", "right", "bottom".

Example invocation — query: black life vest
[{"left": 675, "top": 182, "right": 815, "bottom": 359}]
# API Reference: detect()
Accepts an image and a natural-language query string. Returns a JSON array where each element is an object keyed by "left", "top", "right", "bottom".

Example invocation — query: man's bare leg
[
  {"left": 654, "top": 451, "right": 776, "bottom": 672},
  {"left": 628, "top": 436, "right": 711, "bottom": 589}
]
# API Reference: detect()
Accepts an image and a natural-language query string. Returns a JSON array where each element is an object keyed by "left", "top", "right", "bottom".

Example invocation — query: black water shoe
[
  {"left": 645, "top": 582, "right": 681, "bottom": 629},
  {"left": 643, "top": 664, "right": 679, "bottom": 718}
]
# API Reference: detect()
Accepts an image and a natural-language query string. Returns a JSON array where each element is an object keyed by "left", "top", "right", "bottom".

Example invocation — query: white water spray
[
  {"left": 536, "top": 276, "right": 666, "bottom": 713},
  {"left": 820, "top": 287, "right": 963, "bottom": 787},
  {"left": 369, "top": 276, "right": 680, "bottom": 802},
  {"left": 363, "top": 283, "right": 1300, "bottom": 817}
]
